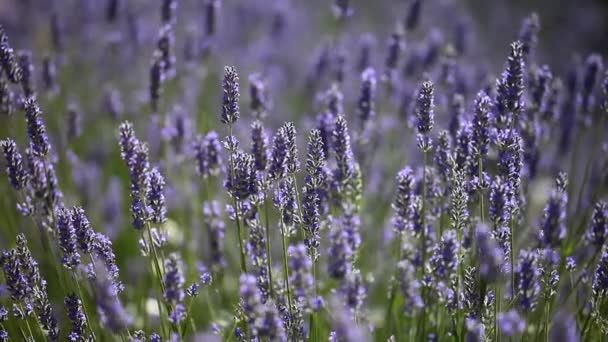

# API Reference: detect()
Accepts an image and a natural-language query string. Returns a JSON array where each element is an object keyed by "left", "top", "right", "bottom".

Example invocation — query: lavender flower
[
  {"left": 397, "top": 258, "right": 423, "bottom": 313},
  {"left": 450, "top": 166, "right": 469, "bottom": 231},
  {"left": 515, "top": 249, "right": 540, "bottom": 311},
  {"left": 475, "top": 224, "right": 502, "bottom": 283},
  {"left": 356, "top": 68, "right": 376, "bottom": 135},
  {"left": 434, "top": 131, "right": 453, "bottom": 183},
  {"left": 24, "top": 98, "right": 51, "bottom": 157},
  {"left": 517, "top": 13, "right": 540, "bottom": 59},
  {"left": 204, "top": 0, "right": 220, "bottom": 37},
  {"left": 161, "top": 0, "right": 177, "bottom": 24},
  {"left": 0, "top": 250, "right": 28, "bottom": 301},
  {"left": 17, "top": 50, "right": 34, "bottom": 98},
  {"left": 225, "top": 151, "right": 257, "bottom": 200},
  {"left": 268, "top": 124, "right": 290, "bottom": 180},
  {"left": 251, "top": 121, "right": 269, "bottom": 172},
  {"left": 327, "top": 219, "right": 353, "bottom": 279},
  {"left": 383, "top": 25, "right": 405, "bottom": 85},
  {"left": 239, "top": 274, "right": 286, "bottom": 341},
  {"left": 95, "top": 264, "right": 132, "bottom": 332},
  {"left": 471, "top": 91, "right": 492, "bottom": 158},
  {"left": 416, "top": 81, "right": 435, "bottom": 134},
  {"left": 392, "top": 166, "right": 415, "bottom": 233},
  {"left": 288, "top": 244, "right": 314, "bottom": 309},
  {"left": 274, "top": 178, "right": 300, "bottom": 229},
  {"left": 157, "top": 25, "right": 175, "bottom": 76},
  {"left": 0, "top": 31, "right": 21, "bottom": 83},
  {"left": 146, "top": 168, "right": 167, "bottom": 224},
  {"left": 405, "top": 0, "right": 422, "bottom": 31},
  {"left": 430, "top": 229, "right": 459, "bottom": 280},
  {"left": 194, "top": 131, "right": 223, "bottom": 178},
  {"left": 92, "top": 233, "right": 123, "bottom": 292},
  {"left": 56, "top": 208, "right": 81, "bottom": 269},
  {"left": 340, "top": 270, "right": 367, "bottom": 312},
  {"left": 497, "top": 310, "right": 525, "bottom": 336},
  {"left": 249, "top": 73, "right": 269, "bottom": 119},
  {"left": 332, "top": 0, "right": 353, "bottom": 19},
  {"left": 65, "top": 293, "right": 89, "bottom": 341},
  {"left": 539, "top": 183, "right": 567, "bottom": 248},
  {"left": 496, "top": 42, "right": 525, "bottom": 124},
  {"left": 586, "top": 201, "right": 607, "bottom": 248},
  {"left": 357, "top": 33, "right": 374, "bottom": 72},
  {"left": 1, "top": 138, "right": 27, "bottom": 190},
  {"left": 164, "top": 253, "right": 185, "bottom": 324},
  {"left": 203, "top": 201, "right": 226, "bottom": 270},
  {"left": 496, "top": 129, "right": 523, "bottom": 208},
  {"left": 221, "top": 66, "right": 240, "bottom": 126},
  {"left": 245, "top": 214, "right": 270, "bottom": 301},
  {"left": 332, "top": 115, "right": 355, "bottom": 203},
  {"left": 283, "top": 122, "right": 300, "bottom": 174},
  {"left": 150, "top": 52, "right": 165, "bottom": 112},
  {"left": 0, "top": 75, "right": 14, "bottom": 115},
  {"left": 581, "top": 54, "right": 603, "bottom": 117},
  {"left": 71, "top": 207, "right": 95, "bottom": 254},
  {"left": 593, "top": 249, "right": 608, "bottom": 295}
]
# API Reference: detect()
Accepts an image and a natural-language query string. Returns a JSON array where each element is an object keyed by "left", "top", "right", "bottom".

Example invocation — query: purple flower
[
  {"left": 17, "top": 50, "right": 34, "bottom": 98},
  {"left": 24, "top": 98, "right": 50, "bottom": 158},
  {"left": 475, "top": 224, "right": 502, "bottom": 283},
  {"left": 416, "top": 81, "right": 435, "bottom": 134},
  {"left": 496, "top": 42, "right": 525, "bottom": 125},
  {"left": 332, "top": 0, "right": 353, "bottom": 19},
  {"left": 288, "top": 244, "right": 314, "bottom": 309},
  {"left": 472, "top": 91, "right": 492, "bottom": 158},
  {"left": 95, "top": 264, "right": 132, "bottom": 332},
  {"left": 157, "top": 25, "right": 175, "bottom": 76},
  {"left": 0, "top": 30, "right": 22, "bottom": 83},
  {"left": 550, "top": 311, "right": 579, "bottom": 342},
  {"left": 593, "top": 249, "right": 608, "bottom": 295},
  {"left": 434, "top": 131, "right": 453, "bottom": 184},
  {"left": 328, "top": 218, "right": 353, "bottom": 279},
  {"left": 65, "top": 293, "right": 89, "bottom": 341},
  {"left": 92, "top": 233, "right": 123, "bottom": 292},
  {"left": 149, "top": 52, "right": 165, "bottom": 112},
  {"left": 245, "top": 213, "right": 270, "bottom": 301},
  {"left": 356, "top": 33, "right": 374, "bottom": 72},
  {"left": 71, "top": 207, "right": 95, "bottom": 254},
  {"left": 340, "top": 270, "right": 367, "bottom": 312},
  {"left": 221, "top": 66, "right": 240, "bottom": 126},
  {"left": 249, "top": 73, "right": 269, "bottom": 120},
  {"left": 194, "top": 131, "right": 223, "bottom": 178},
  {"left": 161, "top": 0, "right": 177, "bottom": 24},
  {"left": 146, "top": 168, "right": 167, "bottom": 224},
  {"left": 405, "top": 0, "right": 422, "bottom": 31},
  {"left": 1, "top": 138, "right": 27, "bottom": 190},
  {"left": 56, "top": 208, "right": 81, "bottom": 269},
  {"left": 497, "top": 310, "right": 525, "bottom": 336},
  {"left": 581, "top": 54, "right": 603, "bottom": 117},
  {"left": 251, "top": 121, "right": 269, "bottom": 172},
  {"left": 225, "top": 151, "right": 257, "bottom": 200},
  {"left": 515, "top": 249, "right": 540, "bottom": 311},
  {"left": 392, "top": 166, "right": 415, "bottom": 233},
  {"left": 517, "top": 13, "right": 540, "bottom": 59},
  {"left": 332, "top": 115, "right": 355, "bottom": 202},
  {"left": 356, "top": 67, "right": 377, "bottom": 134},
  {"left": 164, "top": 253, "right": 185, "bottom": 324},
  {"left": 430, "top": 229, "right": 459, "bottom": 280},
  {"left": 0, "top": 250, "right": 28, "bottom": 301},
  {"left": 268, "top": 124, "right": 290, "bottom": 180},
  {"left": 203, "top": 201, "right": 226, "bottom": 270},
  {"left": 239, "top": 274, "right": 286, "bottom": 341},
  {"left": 539, "top": 185, "right": 567, "bottom": 248},
  {"left": 383, "top": 25, "right": 404, "bottom": 85},
  {"left": 397, "top": 258, "right": 423, "bottom": 314},
  {"left": 274, "top": 178, "right": 300, "bottom": 229},
  {"left": 586, "top": 201, "right": 607, "bottom": 248}
]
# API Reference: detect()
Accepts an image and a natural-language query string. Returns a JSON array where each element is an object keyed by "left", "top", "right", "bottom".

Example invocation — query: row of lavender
[{"left": 1, "top": 0, "right": 608, "bottom": 341}]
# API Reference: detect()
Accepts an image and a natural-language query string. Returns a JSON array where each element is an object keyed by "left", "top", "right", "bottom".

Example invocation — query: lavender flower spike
[
  {"left": 56, "top": 208, "right": 81, "bottom": 269},
  {"left": 251, "top": 120, "right": 269, "bottom": 172},
  {"left": 146, "top": 168, "right": 167, "bottom": 224},
  {"left": 221, "top": 66, "right": 240, "bottom": 126},
  {"left": 194, "top": 131, "right": 223, "bottom": 178},
  {"left": 1, "top": 138, "right": 27, "bottom": 190},
  {"left": 472, "top": 91, "right": 492, "bottom": 158},
  {"left": 416, "top": 80, "right": 435, "bottom": 134},
  {"left": 515, "top": 249, "right": 540, "bottom": 311},
  {"left": 95, "top": 263, "right": 132, "bottom": 332},
  {"left": 24, "top": 98, "right": 51, "bottom": 157},
  {"left": 164, "top": 253, "right": 186, "bottom": 324},
  {"left": 65, "top": 293, "right": 89, "bottom": 341},
  {"left": 586, "top": 201, "right": 607, "bottom": 249},
  {"left": 288, "top": 244, "right": 314, "bottom": 309}
]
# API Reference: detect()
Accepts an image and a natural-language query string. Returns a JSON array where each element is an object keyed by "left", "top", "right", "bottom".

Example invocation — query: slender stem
[
  {"left": 263, "top": 190, "right": 274, "bottom": 298},
  {"left": 233, "top": 198, "right": 247, "bottom": 274},
  {"left": 19, "top": 303, "right": 35, "bottom": 340},
  {"left": 72, "top": 274, "right": 97, "bottom": 340},
  {"left": 495, "top": 286, "right": 501, "bottom": 342},
  {"left": 418, "top": 149, "right": 428, "bottom": 340},
  {"left": 580, "top": 294, "right": 599, "bottom": 339},
  {"left": 478, "top": 157, "right": 485, "bottom": 222},
  {"left": 510, "top": 216, "right": 515, "bottom": 300},
  {"left": 144, "top": 226, "right": 168, "bottom": 338},
  {"left": 280, "top": 220, "right": 293, "bottom": 319}
]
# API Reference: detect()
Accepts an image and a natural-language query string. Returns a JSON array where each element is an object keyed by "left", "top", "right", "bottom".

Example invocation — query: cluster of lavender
[{"left": 1, "top": 0, "right": 608, "bottom": 341}]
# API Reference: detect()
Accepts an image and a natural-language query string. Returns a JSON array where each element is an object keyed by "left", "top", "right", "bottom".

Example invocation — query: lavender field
[{"left": 1, "top": 0, "right": 608, "bottom": 341}]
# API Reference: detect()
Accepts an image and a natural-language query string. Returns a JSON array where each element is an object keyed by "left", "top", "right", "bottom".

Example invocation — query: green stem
[
  {"left": 478, "top": 157, "right": 485, "bottom": 222},
  {"left": 144, "top": 226, "right": 168, "bottom": 338},
  {"left": 418, "top": 149, "right": 428, "bottom": 340},
  {"left": 72, "top": 274, "right": 97, "bottom": 340},
  {"left": 510, "top": 216, "right": 515, "bottom": 301},
  {"left": 263, "top": 190, "right": 274, "bottom": 298},
  {"left": 280, "top": 221, "right": 293, "bottom": 320}
]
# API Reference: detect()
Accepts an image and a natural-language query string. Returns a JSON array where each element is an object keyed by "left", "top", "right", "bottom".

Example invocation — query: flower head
[{"left": 221, "top": 66, "right": 240, "bottom": 125}]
